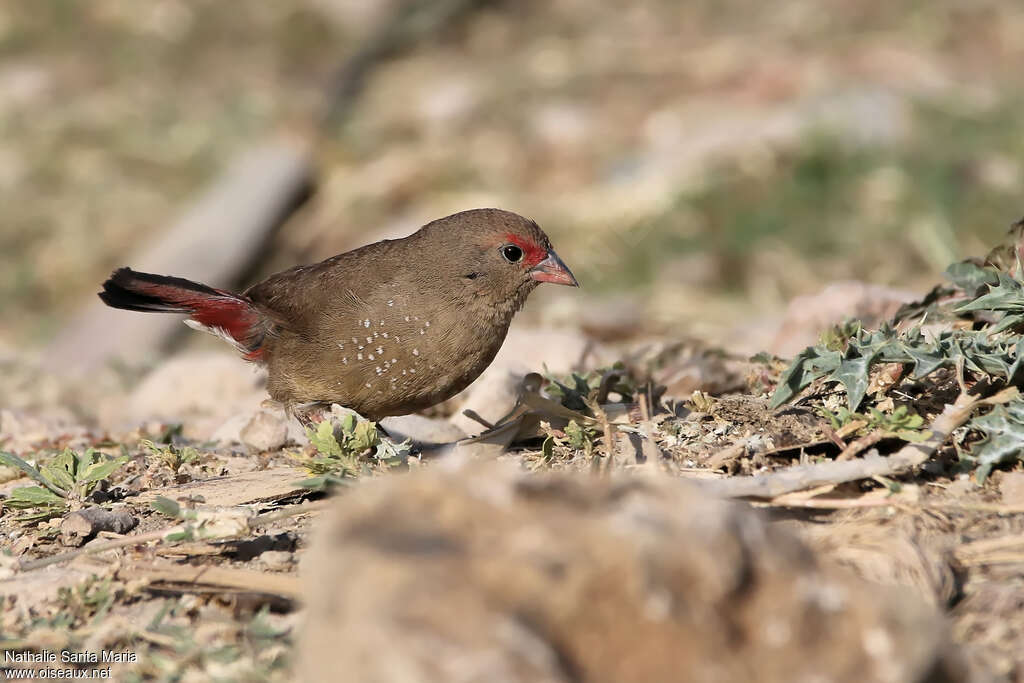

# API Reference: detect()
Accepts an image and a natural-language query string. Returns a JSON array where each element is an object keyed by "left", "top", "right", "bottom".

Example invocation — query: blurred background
[{"left": 2, "top": 0, "right": 1023, "bottom": 382}]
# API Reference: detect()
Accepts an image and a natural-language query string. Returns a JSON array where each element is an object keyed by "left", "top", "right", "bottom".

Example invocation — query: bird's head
[{"left": 419, "top": 208, "right": 578, "bottom": 309}]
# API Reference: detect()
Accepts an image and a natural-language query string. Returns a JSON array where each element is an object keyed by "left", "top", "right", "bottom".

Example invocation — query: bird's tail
[{"left": 99, "top": 267, "right": 267, "bottom": 360}]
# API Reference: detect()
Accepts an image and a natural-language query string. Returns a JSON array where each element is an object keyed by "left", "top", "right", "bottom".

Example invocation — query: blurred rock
[
  {"left": 379, "top": 414, "right": 466, "bottom": 445},
  {"left": 211, "top": 406, "right": 306, "bottom": 449},
  {"left": 448, "top": 327, "right": 612, "bottom": 436},
  {"left": 239, "top": 409, "right": 290, "bottom": 452},
  {"left": 770, "top": 281, "right": 915, "bottom": 358},
  {"left": 0, "top": 408, "right": 89, "bottom": 455},
  {"left": 300, "top": 459, "right": 970, "bottom": 683},
  {"left": 797, "top": 514, "right": 956, "bottom": 608},
  {"left": 99, "top": 351, "right": 266, "bottom": 440}
]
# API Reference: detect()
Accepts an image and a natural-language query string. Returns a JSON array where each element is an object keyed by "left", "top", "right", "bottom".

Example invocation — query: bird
[{"left": 98, "top": 208, "right": 578, "bottom": 424}]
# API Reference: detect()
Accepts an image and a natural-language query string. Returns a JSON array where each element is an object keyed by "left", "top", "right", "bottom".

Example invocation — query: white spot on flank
[
  {"left": 358, "top": 345, "right": 364, "bottom": 350},
  {"left": 342, "top": 357, "right": 348, "bottom": 364},
  {"left": 425, "top": 321, "right": 430, "bottom": 327},
  {"left": 368, "top": 353, "right": 375, "bottom": 361},
  {"left": 380, "top": 321, "right": 384, "bottom": 326},
  {"left": 363, "top": 319, "right": 370, "bottom": 328},
  {"left": 391, "top": 358, "right": 397, "bottom": 363},
  {"left": 412, "top": 348, "right": 420, "bottom": 356},
  {"left": 382, "top": 332, "right": 389, "bottom": 338},
  {"left": 373, "top": 332, "right": 379, "bottom": 338},
  {"left": 419, "top": 329, "right": 425, "bottom": 335},
  {"left": 376, "top": 346, "right": 383, "bottom": 354},
  {"left": 404, "top": 316, "right": 410, "bottom": 322},
  {"left": 410, "top": 369, "right": 416, "bottom": 374},
  {"left": 357, "top": 353, "right": 364, "bottom": 360},
  {"left": 375, "top": 366, "right": 382, "bottom": 374},
  {"left": 365, "top": 383, "right": 372, "bottom": 388},
  {"left": 366, "top": 337, "right": 373, "bottom": 343},
  {"left": 402, "top": 370, "right": 407, "bottom": 375}
]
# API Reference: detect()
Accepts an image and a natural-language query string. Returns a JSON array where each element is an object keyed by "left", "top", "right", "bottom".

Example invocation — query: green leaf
[
  {"left": 541, "top": 436, "right": 555, "bottom": 461},
  {"left": 350, "top": 420, "right": 380, "bottom": 453},
  {"left": 294, "top": 474, "right": 353, "bottom": 491},
  {"left": 308, "top": 420, "right": 343, "bottom": 459},
  {"left": 5, "top": 485, "right": 66, "bottom": 509},
  {"left": 151, "top": 496, "right": 183, "bottom": 518},
  {"left": 40, "top": 452, "right": 76, "bottom": 493},
  {"left": 0, "top": 451, "right": 68, "bottom": 498},
  {"left": 956, "top": 272, "right": 1024, "bottom": 313},
  {"left": 829, "top": 355, "right": 874, "bottom": 411},
  {"left": 79, "top": 455, "right": 131, "bottom": 484},
  {"left": 165, "top": 530, "right": 195, "bottom": 543},
  {"left": 769, "top": 346, "right": 841, "bottom": 408},
  {"left": 970, "top": 398, "right": 1024, "bottom": 483},
  {"left": 565, "top": 420, "right": 591, "bottom": 450},
  {"left": 374, "top": 438, "right": 411, "bottom": 467},
  {"left": 944, "top": 261, "right": 1000, "bottom": 294},
  {"left": 904, "top": 345, "right": 947, "bottom": 379}
]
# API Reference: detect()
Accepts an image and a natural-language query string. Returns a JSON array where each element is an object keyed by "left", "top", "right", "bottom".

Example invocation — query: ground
[{"left": 3, "top": 0, "right": 1024, "bottom": 680}]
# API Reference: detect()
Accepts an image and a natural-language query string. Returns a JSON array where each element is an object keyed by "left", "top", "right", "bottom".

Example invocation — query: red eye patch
[{"left": 502, "top": 233, "right": 547, "bottom": 267}]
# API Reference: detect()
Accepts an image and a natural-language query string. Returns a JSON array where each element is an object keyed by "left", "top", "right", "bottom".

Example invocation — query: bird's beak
[{"left": 529, "top": 250, "right": 579, "bottom": 287}]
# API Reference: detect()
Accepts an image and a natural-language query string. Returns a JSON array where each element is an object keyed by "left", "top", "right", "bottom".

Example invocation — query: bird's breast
[{"left": 299, "top": 297, "right": 512, "bottom": 416}]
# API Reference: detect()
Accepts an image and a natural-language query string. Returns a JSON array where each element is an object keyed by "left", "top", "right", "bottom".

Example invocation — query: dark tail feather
[
  {"left": 98, "top": 267, "right": 266, "bottom": 359},
  {"left": 99, "top": 267, "right": 224, "bottom": 313}
]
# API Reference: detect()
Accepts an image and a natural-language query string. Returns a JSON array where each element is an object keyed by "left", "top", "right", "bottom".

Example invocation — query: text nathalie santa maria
[{"left": 5, "top": 650, "right": 137, "bottom": 664}]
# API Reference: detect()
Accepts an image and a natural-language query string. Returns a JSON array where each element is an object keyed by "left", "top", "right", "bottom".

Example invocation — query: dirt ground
[{"left": 4, "top": 1, "right": 1024, "bottom": 681}]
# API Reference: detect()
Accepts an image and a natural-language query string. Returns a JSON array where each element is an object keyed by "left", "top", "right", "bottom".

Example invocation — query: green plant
[
  {"left": 0, "top": 448, "right": 131, "bottom": 521},
  {"left": 294, "top": 413, "right": 409, "bottom": 490},
  {"left": 818, "top": 404, "right": 927, "bottom": 442},
  {"left": 771, "top": 246, "right": 1024, "bottom": 481},
  {"left": 963, "top": 397, "right": 1024, "bottom": 483},
  {"left": 544, "top": 364, "right": 635, "bottom": 413},
  {"left": 541, "top": 419, "right": 600, "bottom": 460},
  {"left": 141, "top": 439, "right": 200, "bottom": 473}
]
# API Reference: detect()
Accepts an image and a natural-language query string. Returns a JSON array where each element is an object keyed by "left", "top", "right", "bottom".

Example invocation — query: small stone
[
  {"left": 260, "top": 550, "right": 295, "bottom": 571},
  {"left": 240, "top": 409, "right": 290, "bottom": 452},
  {"left": 379, "top": 414, "right": 466, "bottom": 445}
]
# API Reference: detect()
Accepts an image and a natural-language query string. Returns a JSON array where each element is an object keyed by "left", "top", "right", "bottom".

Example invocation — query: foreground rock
[{"left": 300, "top": 460, "right": 971, "bottom": 683}]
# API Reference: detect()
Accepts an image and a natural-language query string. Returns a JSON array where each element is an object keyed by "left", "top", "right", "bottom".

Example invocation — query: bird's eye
[{"left": 501, "top": 244, "right": 524, "bottom": 263}]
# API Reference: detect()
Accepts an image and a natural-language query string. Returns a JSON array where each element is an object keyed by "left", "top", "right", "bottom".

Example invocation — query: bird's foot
[{"left": 290, "top": 402, "right": 393, "bottom": 440}]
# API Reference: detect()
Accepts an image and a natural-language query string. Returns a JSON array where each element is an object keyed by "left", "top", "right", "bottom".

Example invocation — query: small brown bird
[{"left": 99, "top": 209, "right": 578, "bottom": 421}]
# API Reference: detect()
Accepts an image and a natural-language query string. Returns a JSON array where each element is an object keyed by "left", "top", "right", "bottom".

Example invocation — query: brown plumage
[{"left": 99, "top": 209, "right": 578, "bottom": 420}]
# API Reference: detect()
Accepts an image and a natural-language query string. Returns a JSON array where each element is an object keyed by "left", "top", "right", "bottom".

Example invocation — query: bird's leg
[
  {"left": 289, "top": 402, "right": 333, "bottom": 430},
  {"left": 290, "top": 402, "right": 392, "bottom": 439}
]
